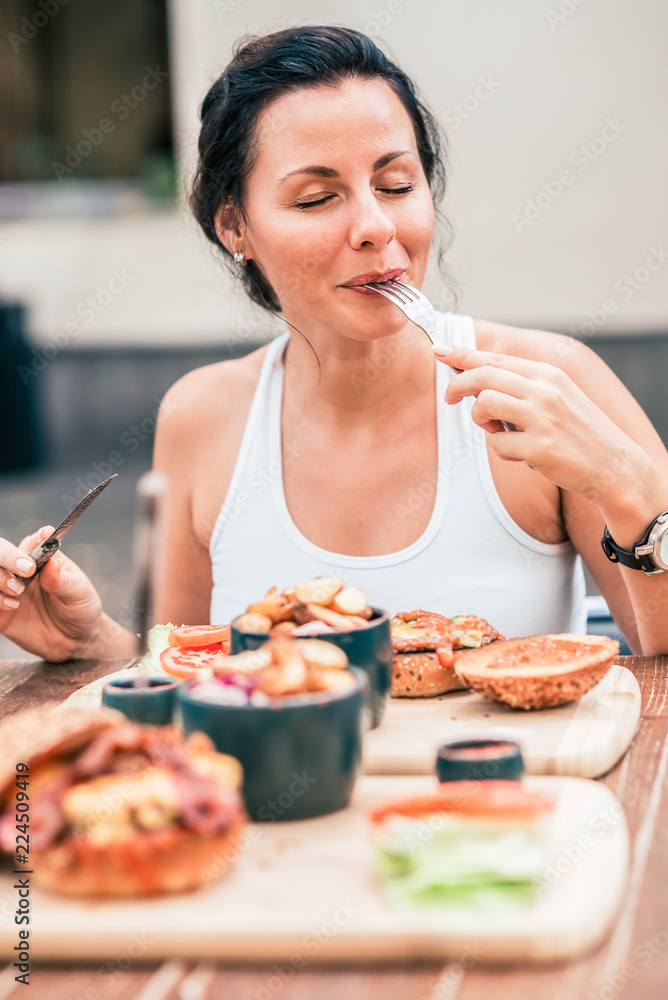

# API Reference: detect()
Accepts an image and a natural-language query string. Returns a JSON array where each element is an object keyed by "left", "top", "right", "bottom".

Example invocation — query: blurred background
[{"left": 0, "top": 0, "right": 666, "bottom": 657}]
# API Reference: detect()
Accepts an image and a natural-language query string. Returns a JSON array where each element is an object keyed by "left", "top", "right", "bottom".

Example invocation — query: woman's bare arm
[
  {"left": 456, "top": 321, "right": 668, "bottom": 654},
  {"left": 152, "top": 353, "right": 264, "bottom": 626}
]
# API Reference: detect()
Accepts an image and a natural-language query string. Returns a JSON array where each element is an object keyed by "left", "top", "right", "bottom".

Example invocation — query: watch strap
[
  {"left": 601, "top": 511, "right": 668, "bottom": 574},
  {"left": 601, "top": 527, "right": 656, "bottom": 572}
]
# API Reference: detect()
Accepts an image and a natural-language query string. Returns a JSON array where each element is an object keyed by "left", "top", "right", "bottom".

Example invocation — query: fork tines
[{"left": 360, "top": 280, "right": 419, "bottom": 303}]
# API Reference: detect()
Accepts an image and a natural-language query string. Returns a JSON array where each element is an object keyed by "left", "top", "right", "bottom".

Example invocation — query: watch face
[{"left": 657, "top": 523, "right": 668, "bottom": 571}]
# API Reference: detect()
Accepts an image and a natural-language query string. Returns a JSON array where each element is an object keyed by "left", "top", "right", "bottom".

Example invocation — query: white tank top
[{"left": 210, "top": 312, "right": 587, "bottom": 637}]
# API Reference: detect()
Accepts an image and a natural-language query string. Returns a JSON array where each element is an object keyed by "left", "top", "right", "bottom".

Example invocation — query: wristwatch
[{"left": 601, "top": 511, "right": 668, "bottom": 575}]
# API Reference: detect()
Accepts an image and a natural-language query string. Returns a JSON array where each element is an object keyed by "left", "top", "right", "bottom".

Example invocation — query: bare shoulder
[
  {"left": 153, "top": 343, "right": 274, "bottom": 555},
  {"left": 474, "top": 318, "right": 583, "bottom": 369},
  {"left": 160, "top": 347, "right": 267, "bottom": 425},
  {"left": 473, "top": 317, "right": 620, "bottom": 398},
  {"left": 156, "top": 345, "right": 269, "bottom": 455}
]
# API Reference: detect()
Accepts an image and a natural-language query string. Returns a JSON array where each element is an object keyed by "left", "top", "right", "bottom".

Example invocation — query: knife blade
[{"left": 18, "top": 474, "right": 118, "bottom": 586}]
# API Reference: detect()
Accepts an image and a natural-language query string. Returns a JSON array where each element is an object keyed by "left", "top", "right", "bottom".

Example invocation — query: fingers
[
  {"left": 0, "top": 526, "right": 53, "bottom": 610},
  {"left": 470, "top": 389, "right": 528, "bottom": 432},
  {"left": 39, "top": 549, "right": 94, "bottom": 610},
  {"left": 445, "top": 366, "right": 530, "bottom": 406},
  {"left": 37, "top": 552, "right": 63, "bottom": 593},
  {"left": 433, "top": 343, "right": 544, "bottom": 379},
  {"left": 18, "top": 525, "right": 54, "bottom": 554}
]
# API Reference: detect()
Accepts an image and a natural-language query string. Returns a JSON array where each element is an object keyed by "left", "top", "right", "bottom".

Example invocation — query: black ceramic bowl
[
  {"left": 436, "top": 739, "right": 525, "bottom": 783},
  {"left": 176, "top": 668, "right": 368, "bottom": 822},
  {"left": 230, "top": 608, "right": 392, "bottom": 727},
  {"left": 101, "top": 676, "right": 181, "bottom": 725}
]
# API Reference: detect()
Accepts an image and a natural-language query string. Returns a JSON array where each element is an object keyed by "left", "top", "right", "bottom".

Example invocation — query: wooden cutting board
[
  {"left": 0, "top": 775, "right": 628, "bottom": 965},
  {"left": 364, "top": 663, "right": 640, "bottom": 779}
]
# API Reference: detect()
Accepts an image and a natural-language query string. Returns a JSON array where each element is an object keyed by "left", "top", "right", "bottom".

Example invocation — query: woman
[{"left": 1, "top": 25, "right": 668, "bottom": 660}]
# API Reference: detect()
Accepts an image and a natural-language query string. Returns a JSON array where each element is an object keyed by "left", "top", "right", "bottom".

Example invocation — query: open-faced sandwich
[
  {"left": 453, "top": 633, "right": 620, "bottom": 709},
  {"left": 0, "top": 706, "right": 245, "bottom": 897},
  {"left": 369, "top": 780, "right": 554, "bottom": 912},
  {"left": 390, "top": 610, "right": 504, "bottom": 697}
]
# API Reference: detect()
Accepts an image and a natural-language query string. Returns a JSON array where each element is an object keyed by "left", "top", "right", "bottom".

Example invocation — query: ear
[{"left": 214, "top": 201, "right": 250, "bottom": 259}]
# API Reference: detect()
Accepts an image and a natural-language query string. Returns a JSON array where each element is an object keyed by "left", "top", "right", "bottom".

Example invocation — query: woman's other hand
[
  {"left": 0, "top": 526, "right": 104, "bottom": 661},
  {"left": 434, "top": 342, "right": 651, "bottom": 506}
]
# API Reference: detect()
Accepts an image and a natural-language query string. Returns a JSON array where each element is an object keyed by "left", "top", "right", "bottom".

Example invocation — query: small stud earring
[{"left": 233, "top": 251, "right": 245, "bottom": 265}]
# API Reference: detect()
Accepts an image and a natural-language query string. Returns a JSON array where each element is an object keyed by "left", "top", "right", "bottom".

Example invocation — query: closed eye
[
  {"left": 295, "top": 185, "right": 415, "bottom": 210},
  {"left": 295, "top": 194, "right": 336, "bottom": 209}
]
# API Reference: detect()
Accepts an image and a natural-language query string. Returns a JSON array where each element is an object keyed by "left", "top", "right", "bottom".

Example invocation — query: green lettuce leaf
[{"left": 140, "top": 622, "right": 178, "bottom": 675}]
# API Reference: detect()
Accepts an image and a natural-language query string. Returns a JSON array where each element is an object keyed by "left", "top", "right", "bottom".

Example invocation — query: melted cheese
[{"left": 62, "top": 767, "right": 180, "bottom": 847}]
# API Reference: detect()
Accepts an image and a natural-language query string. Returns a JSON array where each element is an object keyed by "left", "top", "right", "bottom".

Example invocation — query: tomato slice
[
  {"left": 168, "top": 625, "right": 231, "bottom": 648},
  {"left": 435, "top": 644, "right": 454, "bottom": 668},
  {"left": 368, "top": 781, "right": 554, "bottom": 825},
  {"left": 160, "top": 643, "right": 224, "bottom": 679}
]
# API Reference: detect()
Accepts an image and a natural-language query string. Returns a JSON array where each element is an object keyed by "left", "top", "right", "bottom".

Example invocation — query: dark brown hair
[{"left": 190, "top": 25, "right": 449, "bottom": 312}]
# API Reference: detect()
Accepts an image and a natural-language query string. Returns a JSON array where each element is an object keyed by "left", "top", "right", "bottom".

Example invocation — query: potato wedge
[
  {"left": 307, "top": 669, "right": 357, "bottom": 694},
  {"left": 235, "top": 612, "right": 273, "bottom": 633},
  {"left": 210, "top": 646, "right": 274, "bottom": 675},
  {"left": 344, "top": 614, "right": 372, "bottom": 629},
  {"left": 330, "top": 586, "right": 368, "bottom": 616},
  {"left": 257, "top": 641, "right": 308, "bottom": 696},
  {"left": 304, "top": 603, "right": 357, "bottom": 631},
  {"left": 270, "top": 620, "right": 298, "bottom": 634},
  {"left": 272, "top": 601, "right": 297, "bottom": 623},
  {"left": 294, "top": 639, "right": 349, "bottom": 671},
  {"left": 246, "top": 597, "right": 289, "bottom": 621},
  {"left": 294, "top": 577, "right": 344, "bottom": 607}
]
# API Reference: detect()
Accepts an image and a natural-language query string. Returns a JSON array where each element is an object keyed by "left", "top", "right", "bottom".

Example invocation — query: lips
[{"left": 341, "top": 268, "right": 405, "bottom": 287}]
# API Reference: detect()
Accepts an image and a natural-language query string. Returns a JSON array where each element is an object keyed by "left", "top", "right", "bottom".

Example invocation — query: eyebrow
[{"left": 278, "top": 150, "right": 414, "bottom": 183}]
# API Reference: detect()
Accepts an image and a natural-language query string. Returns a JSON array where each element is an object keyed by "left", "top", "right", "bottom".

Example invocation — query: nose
[{"left": 348, "top": 193, "right": 396, "bottom": 250}]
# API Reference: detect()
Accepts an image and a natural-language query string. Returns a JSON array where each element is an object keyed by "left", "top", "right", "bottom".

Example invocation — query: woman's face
[{"left": 236, "top": 77, "right": 436, "bottom": 341}]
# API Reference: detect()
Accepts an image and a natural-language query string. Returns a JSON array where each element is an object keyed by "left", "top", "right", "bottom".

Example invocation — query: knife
[{"left": 17, "top": 474, "right": 118, "bottom": 586}]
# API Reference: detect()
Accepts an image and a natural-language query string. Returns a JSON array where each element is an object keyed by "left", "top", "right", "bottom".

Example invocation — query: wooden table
[{"left": 1, "top": 655, "right": 666, "bottom": 1000}]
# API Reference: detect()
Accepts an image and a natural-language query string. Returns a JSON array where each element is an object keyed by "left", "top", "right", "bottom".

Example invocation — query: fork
[{"left": 362, "top": 279, "right": 516, "bottom": 432}]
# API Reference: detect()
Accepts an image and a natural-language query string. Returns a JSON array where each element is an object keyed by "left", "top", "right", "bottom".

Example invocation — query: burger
[
  {"left": 390, "top": 611, "right": 504, "bottom": 697},
  {"left": 0, "top": 706, "right": 245, "bottom": 897}
]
